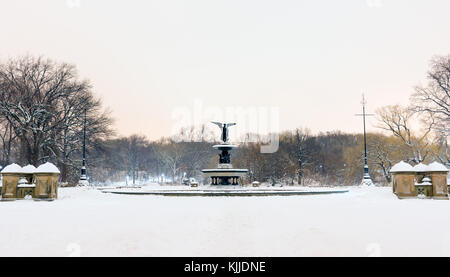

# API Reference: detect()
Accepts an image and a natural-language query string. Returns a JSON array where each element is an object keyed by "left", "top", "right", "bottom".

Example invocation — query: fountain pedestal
[{"left": 202, "top": 144, "right": 248, "bottom": 185}]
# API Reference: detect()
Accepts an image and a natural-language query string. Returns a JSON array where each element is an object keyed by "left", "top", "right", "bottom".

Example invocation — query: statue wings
[
  {"left": 211, "top": 121, "right": 236, "bottom": 128},
  {"left": 211, "top": 121, "right": 223, "bottom": 128},
  {"left": 225, "top": 123, "right": 236, "bottom": 128},
  {"left": 211, "top": 121, "right": 236, "bottom": 143}
]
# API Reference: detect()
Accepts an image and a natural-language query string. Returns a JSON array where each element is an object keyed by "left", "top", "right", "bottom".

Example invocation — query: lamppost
[
  {"left": 355, "top": 94, "right": 374, "bottom": 186},
  {"left": 79, "top": 107, "right": 89, "bottom": 186}
]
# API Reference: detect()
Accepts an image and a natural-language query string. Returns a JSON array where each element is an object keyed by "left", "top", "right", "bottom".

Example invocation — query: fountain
[
  {"left": 101, "top": 121, "right": 349, "bottom": 196},
  {"left": 202, "top": 122, "right": 248, "bottom": 185}
]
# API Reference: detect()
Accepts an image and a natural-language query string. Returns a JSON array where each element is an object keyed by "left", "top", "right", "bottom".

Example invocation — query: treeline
[
  {"left": 87, "top": 130, "right": 363, "bottom": 186},
  {"left": 80, "top": 128, "right": 447, "bottom": 186},
  {"left": 0, "top": 55, "right": 448, "bottom": 186}
]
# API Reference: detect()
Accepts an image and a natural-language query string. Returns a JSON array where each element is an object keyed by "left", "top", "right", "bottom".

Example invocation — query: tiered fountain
[
  {"left": 202, "top": 122, "right": 248, "bottom": 185},
  {"left": 102, "top": 121, "right": 349, "bottom": 196}
]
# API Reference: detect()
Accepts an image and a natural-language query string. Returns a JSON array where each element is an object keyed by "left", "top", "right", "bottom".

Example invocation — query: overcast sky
[{"left": 1, "top": 0, "right": 449, "bottom": 139}]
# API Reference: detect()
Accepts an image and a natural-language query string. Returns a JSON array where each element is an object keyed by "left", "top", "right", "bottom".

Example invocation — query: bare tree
[
  {"left": 376, "top": 105, "right": 434, "bottom": 164},
  {"left": 0, "top": 55, "right": 113, "bottom": 183},
  {"left": 0, "top": 119, "right": 16, "bottom": 166},
  {"left": 411, "top": 55, "right": 450, "bottom": 136},
  {"left": 293, "top": 128, "right": 312, "bottom": 185},
  {"left": 156, "top": 138, "right": 186, "bottom": 184},
  {"left": 121, "top": 135, "right": 150, "bottom": 185},
  {"left": 0, "top": 56, "right": 81, "bottom": 164}
]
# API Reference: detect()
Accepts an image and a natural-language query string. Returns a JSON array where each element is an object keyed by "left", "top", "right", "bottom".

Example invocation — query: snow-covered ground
[{"left": 1, "top": 186, "right": 449, "bottom": 257}]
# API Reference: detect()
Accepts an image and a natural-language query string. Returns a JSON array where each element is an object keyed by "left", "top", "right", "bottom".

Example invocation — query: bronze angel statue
[{"left": 211, "top": 121, "right": 236, "bottom": 144}]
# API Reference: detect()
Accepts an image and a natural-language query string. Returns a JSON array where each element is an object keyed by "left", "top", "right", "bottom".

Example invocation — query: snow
[
  {"left": 413, "top": 163, "right": 429, "bottom": 172},
  {"left": 17, "top": 177, "right": 28, "bottom": 185},
  {"left": 428, "top": 162, "right": 449, "bottom": 172},
  {"left": 0, "top": 185, "right": 449, "bottom": 257},
  {"left": 101, "top": 186, "right": 349, "bottom": 196},
  {"left": 390, "top": 161, "right": 414, "bottom": 173},
  {"left": 20, "top": 165, "right": 36, "bottom": 174},
  {"left": 213, "top": 144, "right": 238, "bottom": 148},
  {"left": 415, "top": 182, "right": 432, "bottom": 186},
  {"left": 17, "top": 184, "right": 36, "bottom": 188},
  {"left": 416, "top": 177, "right": 432, "bottom": 186},
  {"left": 1, "top": 163, "right": 22, "bottom": 174},
  {"left": 35, "top": 162, "right": 60, "bottom": 174}
]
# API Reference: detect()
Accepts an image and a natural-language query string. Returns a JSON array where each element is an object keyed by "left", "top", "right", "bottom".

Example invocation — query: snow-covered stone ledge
[
  {"left": 391, "top": 161, "right": 449, "bottom": 200},
  {"left": 1, "top": 162, "right": 60, "bottom": 201}
]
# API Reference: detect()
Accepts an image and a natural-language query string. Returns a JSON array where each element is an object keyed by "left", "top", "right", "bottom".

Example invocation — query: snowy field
[{"left": 1, "top": 186, "right": 449, "bottom": 257}]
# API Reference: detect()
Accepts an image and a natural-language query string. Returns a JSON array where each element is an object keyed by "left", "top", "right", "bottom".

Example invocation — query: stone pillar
[
  {"left": 34, "top": 173, "right": 59, "bottom": 200},
  {"left": 1, "top": 173, "right": 20, "bottom": 200},
  {"left": 34, "top": 162, "right": 60, "bottom": 201},
  {"left": 428, "top": 162, "right": 449, "bottom": 200},
  {"left": 390, "top": 161, "right": 415, "bottom": 199},
  {"left": 430, "top": 172, "right": 448, "bottom": 199},
  {"left": 1, "top": 164, "right": 23, "bottom": 200},
  {"left": 392, "top": 172, "right": 416, "bottom": 198}
]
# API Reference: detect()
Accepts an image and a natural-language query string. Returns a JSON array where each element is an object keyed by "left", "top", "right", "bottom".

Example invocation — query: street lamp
[
  {"left": 79, "top": 107, "right": 89, "bottom": 186},
  {"left": 355, "top": 94, "right": 375, "bottom": 186}
]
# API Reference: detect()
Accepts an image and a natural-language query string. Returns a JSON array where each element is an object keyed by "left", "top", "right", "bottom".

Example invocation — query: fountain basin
[
  {"left": 102, "top": 187, "right": 349, "bottom": 197},
  {"left": 212, "top": 144, "right": 237, "bottom": 150},
  {"left": 202, "top": 169, "right": 248, "bottom": 175},
  {"left": 202, "top": 169, "right": 248, "bottom": 185}
]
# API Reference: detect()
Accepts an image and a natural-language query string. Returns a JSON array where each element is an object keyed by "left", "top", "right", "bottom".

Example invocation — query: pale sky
[{"left": 1, "top": 0, "right": 449, "bottom": 140}]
